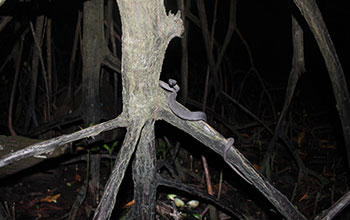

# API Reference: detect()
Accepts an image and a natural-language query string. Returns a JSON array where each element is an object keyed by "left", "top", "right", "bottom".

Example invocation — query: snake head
[
  {"left": 168, "top": 79, "right": 180, "bottom": 92},
  {"left": 168, "top": 79, "right": 177, "bottom": 87}
]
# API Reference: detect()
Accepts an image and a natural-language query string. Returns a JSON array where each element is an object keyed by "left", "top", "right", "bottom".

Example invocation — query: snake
[
  {"left": 223, "top": 137, "right": 235, "bottom": 161},
  {"left": 160, "top": 80, "right": 250, "bottom": 183},
  {"left": 222, "top": 137, "right": 252, "bottom": 184},
  {"left": 159, "top": 79, "right": 207, "bottom": 122}
]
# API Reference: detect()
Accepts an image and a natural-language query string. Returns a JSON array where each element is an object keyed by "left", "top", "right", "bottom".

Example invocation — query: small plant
[
  {"left": 103, "top": 140, "right": 119, "bottom": 155},
  {"left": 156, "top": 139, "right": 169, "bottom": 159},
  {"left": 102, "top": 140, "right": 119, "bottom": 167}
]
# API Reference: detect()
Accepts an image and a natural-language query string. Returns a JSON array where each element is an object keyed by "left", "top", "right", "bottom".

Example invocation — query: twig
[
  {"left": 214, "top": 0, "right": 236, "bottom": 73},
  {"left": 30, "top": 19, "right": 50, "bottom": 123},
  {"left": 235, "top": 29, "right": 277, "bottom": 119},
  {"left": 67, "top": 10, "right": 82, "bottom": 101},
  {"left": 293, "top": 0, "right": 350, "bottom": 171},
  {"left": 314, "top": 191, "right": 350, "bottom": 220},
  {"left": 25, "top": 16, "right": 45, "bottom": 131},
  {"left": 260, "top": 15, "right": 305, "bottom": 179},
  {"left": 177, "top": 0, "right": 189, "bottom": 104},
  {"left": 217, "top": 170, "right": 223, "bottom": 200},
  {"left": 0, "top": 16, "right": 12, "bottom": 32},
  {"left": 201, "top": 155, "right": 217, "bottom": 219},
  {"left": 46, "top": 17, "right": 52, "bottom": 121},
  {"left": 196, "top": 0, "right": 219, "bottom": 91},
  {"left": 8, "top": 29, "right": 29, "bottom": 136}
]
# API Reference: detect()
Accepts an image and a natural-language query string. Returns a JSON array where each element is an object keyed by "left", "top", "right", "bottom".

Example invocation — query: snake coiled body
[{"left": 159, "top": 79, "right": 207, "bottom": 122}]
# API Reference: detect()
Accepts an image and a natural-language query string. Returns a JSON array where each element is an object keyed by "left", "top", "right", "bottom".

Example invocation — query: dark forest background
[{"left": 0, "top": 0, "right": 349, "bottom": 219}]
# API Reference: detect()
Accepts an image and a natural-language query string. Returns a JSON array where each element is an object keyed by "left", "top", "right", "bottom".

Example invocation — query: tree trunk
[
  {"left": 130, "top": 120, "right": 157, "bottom": 219},
  {"left": 81, "top": 0, "right": 105, "bottom": 124},
  {"left": 93, "top": 0, "right": 184, "bottom": 219}
]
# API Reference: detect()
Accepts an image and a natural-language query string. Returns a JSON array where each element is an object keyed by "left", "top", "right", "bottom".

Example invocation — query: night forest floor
[{"left": 0, "top": 102, "right": 349, "bottom": 220}]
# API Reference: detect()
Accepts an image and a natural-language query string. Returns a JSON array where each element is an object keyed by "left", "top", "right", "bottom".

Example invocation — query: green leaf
[
  {"left": 161, "top": 140, "right": 166, "bottom": 148},
  {"left": 192, "top": 214, "right": 201, "bottom": 219},
  {"left": 167, "top": 194, "right": 177, "bottom": 200},
  {"left": 111, "top": 140, "right": 119, "bottom": 149},
  {"left": 103, "top": 144, "right": 112, "bottom": 153}
]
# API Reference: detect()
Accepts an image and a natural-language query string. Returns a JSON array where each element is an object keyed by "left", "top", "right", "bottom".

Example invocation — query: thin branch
[
  {"left": 314, "top": 191, "right": 350, "bottom": 220},
  {"left": 160, "top": 98, "right": 307, "bottom": 220},
  {"left": 177, "top": 0, "right": 189, "bottom": 104},
  {"left": 0, "top": 16, "right": 12, "bottom": 32},
  {"left": 260, "top": 15, "right": 306, "bottom": 178},
  {"left": 293, "top": 0, "right": 350, "bottom": 170},
  {"left": 46, "top": 17, "right": 53, "bottom": 120},
  {"left": 102, "top": 50, "right": 121, "bottom": 74},
  {"left": 235, "top": 29, "right": 277, "bottom": 119},
  {"left": 214, "top": 0, "right": 236, "bottom": 72},
  {"left": 8, "top": 30, "right": 29, "bottom": 136},
  {"left": 201, "top": 0, "right": 218, "bottom": 113},
  {"left": 196, "top": 0, "right": 219, "bottom": 89},
  {"left": 30, "top": 20, "right": 51, "bottom": 123},
  {"left": 67, "top": 10, "right": 82, "bottom": 101},
  {"left": 0, "top": 115, "right": 128, "bottom": 168}
]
